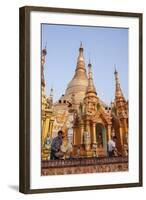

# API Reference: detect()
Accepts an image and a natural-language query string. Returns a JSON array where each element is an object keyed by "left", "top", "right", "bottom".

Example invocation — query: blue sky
[{"left": 41, "top": 24, "right": 128, "bottom": 105}]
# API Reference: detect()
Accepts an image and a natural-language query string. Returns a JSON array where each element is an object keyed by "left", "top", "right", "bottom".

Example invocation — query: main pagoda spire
[
  {"left": 73, "top": 42, "right": 87, "bottom": 79},
  {"left": 64, "top": 43, "right": 88, "bottom": 104}
]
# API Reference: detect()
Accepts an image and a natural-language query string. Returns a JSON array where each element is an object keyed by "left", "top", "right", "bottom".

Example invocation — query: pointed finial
[
  {"left": 45, "top": 41, "right": 47, "bottom": 49},
  {"left": 79, "top": 41, "right": 83, "bottom": 52},
  {"left": 114, "top": 64, "right": 118, "bottom": 75},
  {"left": 88, "top": 60, "right": 93, "bottom": 79},
  {"left": 51, "top": 83, "right": 53, "bottom": 91},
  {"left": 50, "top": 86, "right": 53, "bottom": 97},
  {"left": 42, "top": 44, "right": 47, "bottom": 55},
  {"left": 88, "top": 59, "right": 92, "bottom": 68}
]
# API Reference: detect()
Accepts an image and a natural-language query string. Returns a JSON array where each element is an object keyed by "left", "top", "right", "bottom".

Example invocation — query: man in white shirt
[{"left": 107, "top": 136, "right": 117, "bottom": 157}]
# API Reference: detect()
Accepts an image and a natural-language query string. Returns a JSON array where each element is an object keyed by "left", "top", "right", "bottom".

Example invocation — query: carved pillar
[
  {"left": 92, "top": 123, "right": 97, "bottom": 144},
  {"left": 107, "top": 124, "right": 112, "bottom": 141},
  {"left": 42, "top": 119, "right": 47, "bottom": 147},
  {"left": 42, "top": 119, "right": 44, "bottom": 129},
  {"left": 119, "top": 126, "right": 123, "bottom": 147},
  {"left": 123, "top": 119, "right": 128, "bottom": 145},
  {"left": 80, "top": 123, "right": 84, "bottom": 144},
  {"left": 41, "top": 119, "right": 44, "bottom": 146},
  {"left": 86, "top": 120, "right": 90, "bottom": 133},
  {"left": 73, "top": 127, "right": 77, "bottom": 145},
  {"left": 124, "top": 118, "right": 128, "bottom": 133},
  {"left": 44, "top": 118, "right": 50, "bottom": 138},
  {"left": 48, "top": 120, "right": 51, "bottom": 134},
  {"left": 49, "top": 120, "right": 54, "bottom": 137}
]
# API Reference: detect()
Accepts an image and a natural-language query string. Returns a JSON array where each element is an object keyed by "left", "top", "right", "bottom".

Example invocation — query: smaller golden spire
[
  {"left": 114, "top": 67, "right": 128, "bottom": 123},
  {"left": 86, "top": 61, "right": 97, "bottom": 95},
  {"left": 47, "top": 87, "right": 53, "bottom": 109},
  {"left": 114, "top": 68, "right": 124, "bottom": 98}
]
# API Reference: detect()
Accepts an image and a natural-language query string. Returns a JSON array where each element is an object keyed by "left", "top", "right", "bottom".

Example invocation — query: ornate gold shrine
[{"left": 41, "top": 43, "right": 128, "bottom": 160}]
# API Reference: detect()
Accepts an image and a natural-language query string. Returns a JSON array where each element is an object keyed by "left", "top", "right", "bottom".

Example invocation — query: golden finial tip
[
  {"left": 42, "top": 44, "right": 47, "bottom": 55},
  {"left": 79, "top": 41, "right": 84, "bottom": 51},
  {"left": 114, "top": 65, "right": 118, "bottom": 75},
  {"left": 88, "top": 59, "right": 92, "bottom": 67},
  {"left": 45, "top": 41, "right": 47, "bottom": 49}
]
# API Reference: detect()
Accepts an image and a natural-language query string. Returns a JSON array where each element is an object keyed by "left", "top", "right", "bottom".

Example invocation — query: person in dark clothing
[
  {"left": 107, "top": 136, "right": 117, "bottom": 157},
  {"left": 50, "top": 130, "right": 64, "bottom": 160}
]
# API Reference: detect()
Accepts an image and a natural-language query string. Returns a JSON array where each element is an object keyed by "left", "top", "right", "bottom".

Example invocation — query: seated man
[{"left": 50, "top": 130, "right": 64, "bottom": 160}]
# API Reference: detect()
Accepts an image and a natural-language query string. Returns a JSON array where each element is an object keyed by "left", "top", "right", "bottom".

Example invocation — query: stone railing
[{"left": 42, "top": 156, "right": 128, "bottom": 169}]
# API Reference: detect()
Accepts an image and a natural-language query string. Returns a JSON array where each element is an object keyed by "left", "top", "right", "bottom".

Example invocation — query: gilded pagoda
[{"left": 41, "top": 43, "right": 128, "bottom": 160}]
